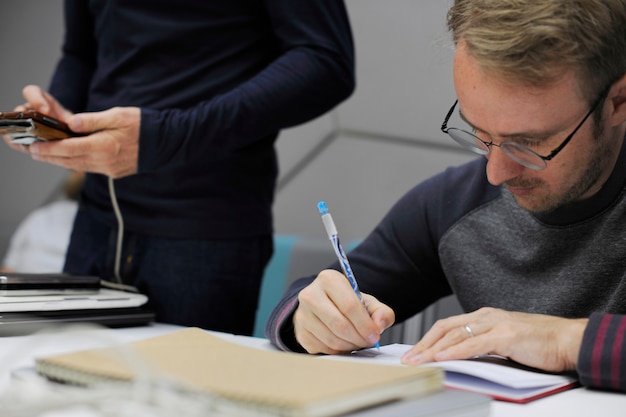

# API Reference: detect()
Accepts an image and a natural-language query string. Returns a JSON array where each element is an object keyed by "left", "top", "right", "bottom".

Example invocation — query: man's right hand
[{"left": 293, "top": 269, "right": 395, "bottom": 354}]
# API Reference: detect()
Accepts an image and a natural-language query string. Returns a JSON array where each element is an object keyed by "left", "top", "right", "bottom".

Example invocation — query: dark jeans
[{"left": 64, "top": 208, "right": 273, "bottom": 336}]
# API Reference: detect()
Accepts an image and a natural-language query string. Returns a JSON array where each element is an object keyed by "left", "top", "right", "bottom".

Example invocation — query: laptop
[
  {"left": 0, "top": 307, "right": 155, "bottom": 336},
  {"left": 0, "top": 287, "right": 154, "bottom": 336},
  {"left": 0, "top": 273, "right": 101, "bottom": 296},
  {"left": 0, "top": 288, "right": 149, "bottom": 312}
]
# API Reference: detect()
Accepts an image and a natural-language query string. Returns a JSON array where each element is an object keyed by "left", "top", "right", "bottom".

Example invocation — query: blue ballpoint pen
[{"left": 317, "top": 201, "right": 380, "bottom": 350}]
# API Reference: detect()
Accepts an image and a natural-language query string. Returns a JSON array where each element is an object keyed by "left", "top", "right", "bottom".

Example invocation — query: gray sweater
[{"left": 266, "top": 140, "right": 626, "bottom": 391}]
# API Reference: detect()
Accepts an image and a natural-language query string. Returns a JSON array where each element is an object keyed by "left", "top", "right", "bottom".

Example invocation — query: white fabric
[{"left": 2, "top": 200, "right": 78, "bottom": 273}]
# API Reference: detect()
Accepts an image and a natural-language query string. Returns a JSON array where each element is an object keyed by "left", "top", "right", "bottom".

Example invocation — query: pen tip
[{"left": 317, "top": 201, "right": 328, "bottom": 215}]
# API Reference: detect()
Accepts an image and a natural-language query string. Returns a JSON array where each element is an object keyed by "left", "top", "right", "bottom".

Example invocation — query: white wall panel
[
  {"left": 275, "top": 113, "right": 336, "bottom": 189},
  {"left": 273, "top": 133, "right": 476, "bottom": 241}
]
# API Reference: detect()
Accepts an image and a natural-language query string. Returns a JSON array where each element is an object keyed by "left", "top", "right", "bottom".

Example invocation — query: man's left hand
[{"left": 400, "top": 307, "right": 588, "bottom": 372}]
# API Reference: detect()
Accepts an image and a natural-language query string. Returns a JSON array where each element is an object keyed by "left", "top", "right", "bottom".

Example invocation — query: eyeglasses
[{"left": 440, "top": 92, "right": 606, "bottom": 170}]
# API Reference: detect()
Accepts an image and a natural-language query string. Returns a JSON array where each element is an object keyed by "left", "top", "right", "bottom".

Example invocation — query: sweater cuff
[
  {"left": 137, "top": 108, "right": 163, "bottom": 173},
  {"left": 265, "top": 296, "right": 306, "bottom": 353},
  {"left": 578, "top": 312, "right": 626, "bottom": 392}
]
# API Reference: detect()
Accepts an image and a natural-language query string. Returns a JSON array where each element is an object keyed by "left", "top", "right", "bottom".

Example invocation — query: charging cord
[{"left": 107, "top": 176, "right": 124, "bottom": 284}]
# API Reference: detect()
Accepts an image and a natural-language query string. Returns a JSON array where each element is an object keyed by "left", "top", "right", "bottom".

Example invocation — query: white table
[{"left": 0, "top": 323, "right": 624, "bottom": 416}]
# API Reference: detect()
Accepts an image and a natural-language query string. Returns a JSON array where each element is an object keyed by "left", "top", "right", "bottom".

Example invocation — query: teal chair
[{"left": 253, "top": 235, "right": 300, "bottom": 337}]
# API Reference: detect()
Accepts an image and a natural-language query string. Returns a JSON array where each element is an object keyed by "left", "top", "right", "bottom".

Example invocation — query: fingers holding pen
[
  {"left": 361, "top": 292, "right": 394, "bottom": 345},
  {"left": 295, "top": 270, "right": 374, "bottom": 353},
  {"left": 294, "top": 270, "right": 390, "bottom": 354}
]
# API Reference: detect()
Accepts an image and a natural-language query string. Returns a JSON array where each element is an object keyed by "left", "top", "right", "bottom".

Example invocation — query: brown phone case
[{"left": 0, "top": 110, "right": 75, "bottom": 145}]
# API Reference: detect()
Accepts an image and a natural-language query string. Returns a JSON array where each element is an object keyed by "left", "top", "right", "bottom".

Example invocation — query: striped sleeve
[
  {"left": 265, "top": 276, "right": 315, "bottom": 353},
  {"left": 578, "top": 313, "right": 626, "bottom": 392}
]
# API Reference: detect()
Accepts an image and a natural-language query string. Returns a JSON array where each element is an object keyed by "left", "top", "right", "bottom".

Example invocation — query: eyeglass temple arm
[
  {"left": 544, "top": 91, "right": 607, "bottom": 161},
  {"left": 441, "top": 100, "right": 458, "bottom": 132}
]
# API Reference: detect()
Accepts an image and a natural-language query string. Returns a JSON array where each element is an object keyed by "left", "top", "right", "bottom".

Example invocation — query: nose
[{"left": 485, "top": 146, "right": 525, "bottom": 186}]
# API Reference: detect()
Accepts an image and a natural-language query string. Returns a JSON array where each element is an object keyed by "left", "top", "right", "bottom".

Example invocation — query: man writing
[{"left": 266, "top": 0, "right": 626, "bottom": 392}]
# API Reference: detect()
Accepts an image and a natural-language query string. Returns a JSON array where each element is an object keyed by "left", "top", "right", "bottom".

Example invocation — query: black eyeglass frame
[{"left": 440, "top": 89, "right": 608, "bottom": 170}]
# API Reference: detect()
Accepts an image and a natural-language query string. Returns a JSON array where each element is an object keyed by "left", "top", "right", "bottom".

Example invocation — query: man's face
[{"left": 453, "top": 42, "right": 619, "bottom": 213}]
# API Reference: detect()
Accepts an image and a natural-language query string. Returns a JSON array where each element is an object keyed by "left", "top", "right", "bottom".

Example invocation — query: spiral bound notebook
[{"left": 35, "top": 328, "right": 444, "bottom": 417}]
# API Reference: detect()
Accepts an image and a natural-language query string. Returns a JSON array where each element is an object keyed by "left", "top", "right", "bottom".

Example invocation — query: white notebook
[
  {"left": 0, "top": 288, "right": 148, "bottom": 312},
  {"left": 336, "top": 343, "right": 578, "bottom": 404}
]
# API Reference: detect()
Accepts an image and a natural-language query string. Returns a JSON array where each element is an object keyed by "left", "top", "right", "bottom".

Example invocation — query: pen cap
[{"left": 317, "top": 201, "right": 339, "bottom": 238}]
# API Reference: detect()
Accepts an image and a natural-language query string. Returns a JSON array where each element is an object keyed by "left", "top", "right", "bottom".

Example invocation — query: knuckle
[
  {"left": 477, "top": 306, "right": 497, "bottom": 317},
  {"left": 329, "top": 316, "right": 352, "bottom": 336},
  {"left": 342, "top": 301, "right": 361, "bottom": 316},
  {"left": 297, "top": 287, "right": 315, "bottom": 305},
  {"left": 431, "top": 318, "right": 448, "bottom": 332},
  {"left": 317, "top": 269, "right": 337, "bottom": 283}
]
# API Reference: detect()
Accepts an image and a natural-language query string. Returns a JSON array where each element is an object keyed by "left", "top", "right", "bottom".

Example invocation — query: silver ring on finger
[{"left": 463, "top": 324, "right": 475, "bottom": 338}]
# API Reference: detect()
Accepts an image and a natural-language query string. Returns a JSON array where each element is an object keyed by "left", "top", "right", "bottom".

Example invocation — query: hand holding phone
[{"left": 0, "top": 110, "right": 76, "bottom": 145}]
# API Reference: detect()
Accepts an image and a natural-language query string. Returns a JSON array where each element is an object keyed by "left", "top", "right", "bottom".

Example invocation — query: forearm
[
  {"left": 138, "top": 0, "right": 355, "bottom": 173},
  {"left": 138, "top": 45, "right": 353, "bottom": 173}
]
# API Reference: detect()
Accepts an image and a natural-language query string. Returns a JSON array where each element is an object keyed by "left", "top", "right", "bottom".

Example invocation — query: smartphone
[
  {"left": 0, "top": 273, "right": 101, "bottom": 296},
  {"left": 0, "top": 110, "right": 76, "bottom": 145}
]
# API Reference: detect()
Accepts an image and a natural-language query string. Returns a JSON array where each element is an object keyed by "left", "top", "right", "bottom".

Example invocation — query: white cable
[
  {"left": 107, "top": 177, "right": 124, "bottom": 283},
  {"left": 99, "top": 279, "right": 139, "bottom": 293}
]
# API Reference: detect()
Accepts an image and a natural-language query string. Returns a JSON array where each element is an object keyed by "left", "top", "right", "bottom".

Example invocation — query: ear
[{"left": 607, "top": 73, "right": 626, "bottom": 127}]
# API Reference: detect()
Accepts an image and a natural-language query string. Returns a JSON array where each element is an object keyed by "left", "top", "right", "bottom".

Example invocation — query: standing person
[
  {"left": 3, "top": 1, "right": 355, "bottom": 335},
  {"left": 266, "top": 0, "right": 626, "bottom": 392}
]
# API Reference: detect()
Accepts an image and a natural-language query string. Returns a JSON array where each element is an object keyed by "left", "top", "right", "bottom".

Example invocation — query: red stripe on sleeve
[
  {"left": 611, "top": 317, "right": 626, "bottom": 390},
  {"left": 592, "top": 315, "right": 612, "bottom": 387}
]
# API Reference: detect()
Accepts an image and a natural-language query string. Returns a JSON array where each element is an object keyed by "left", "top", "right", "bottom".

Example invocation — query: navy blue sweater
[{"left": 50, "top": 0, "right": 355, "bottom": 238}]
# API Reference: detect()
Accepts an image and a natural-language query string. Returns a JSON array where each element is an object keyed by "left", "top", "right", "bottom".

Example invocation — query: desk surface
[{"left": 0, "top": 323, "right": 624, "bottom": 417}]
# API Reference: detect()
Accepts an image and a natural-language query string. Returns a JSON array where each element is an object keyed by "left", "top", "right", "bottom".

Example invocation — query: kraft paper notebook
[{"left": 34, "top": 328, "right": 443, "bottom": 417}]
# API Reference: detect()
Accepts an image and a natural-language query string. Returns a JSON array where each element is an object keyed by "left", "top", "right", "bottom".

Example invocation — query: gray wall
[
  {"left": 274, "top": 0, "right": 475, "bottom": 242},
  {"left": 0, "top": 0, "right": 476, "bottom": 261},
  {"left": 0, "top": 0, "right": 66, "bottom": 258}
]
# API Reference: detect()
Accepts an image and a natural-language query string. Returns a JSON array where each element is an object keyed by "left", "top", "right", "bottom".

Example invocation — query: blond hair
[{"left": 447, "top": 0, "right": 626, "bottom": 102}]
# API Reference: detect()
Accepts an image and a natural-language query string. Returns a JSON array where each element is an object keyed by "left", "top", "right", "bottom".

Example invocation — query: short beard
[{"left": 517, "top": 120, "right": 609, "bottom": 213}]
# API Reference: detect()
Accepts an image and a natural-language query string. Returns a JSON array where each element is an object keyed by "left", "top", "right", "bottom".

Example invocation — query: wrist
[{"left": 563, "top": 318, "right": 588, "bottom": 369}]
